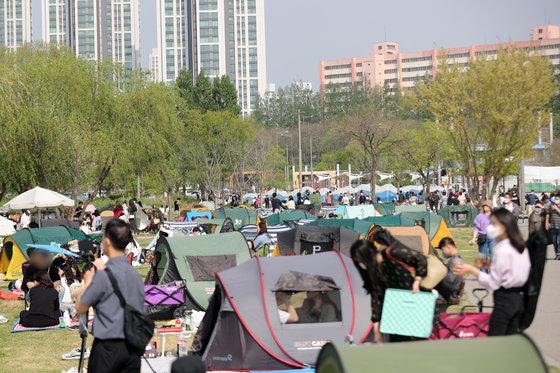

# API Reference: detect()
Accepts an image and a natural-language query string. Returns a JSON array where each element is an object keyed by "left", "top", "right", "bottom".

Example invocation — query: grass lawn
[{"left": 0, "top": 228, "right": 558, "bottom": 372}]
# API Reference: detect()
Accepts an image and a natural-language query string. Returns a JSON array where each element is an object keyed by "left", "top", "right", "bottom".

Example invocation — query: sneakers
[{"left": 62, "top": 348, "right": 90, "bottom": 360}]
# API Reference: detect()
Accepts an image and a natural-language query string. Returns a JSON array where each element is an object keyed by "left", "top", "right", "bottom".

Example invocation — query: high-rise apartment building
[
  {"left": 320, "top": 25, "right": 560, "bottom": 93},
  {"left": 154, "top": 0, "right": 267, "bottom": 115},
  {"left": 149, "top": 47, "right": 160, "bottom": 81},
  {"left": 42, "top": 0, "right": 141, "bottom": 69},
  {"left": 0, "top": 0, "right": 32, "bottom": 50}
]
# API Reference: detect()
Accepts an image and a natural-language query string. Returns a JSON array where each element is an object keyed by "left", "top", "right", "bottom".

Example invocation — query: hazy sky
[{"left": 32, "top": 0, "right": 560, "bottom": 90}]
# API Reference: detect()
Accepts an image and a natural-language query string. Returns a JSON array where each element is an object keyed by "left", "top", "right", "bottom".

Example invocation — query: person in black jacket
[{"left": 20, "top": 271, "right": 60, "bottom": 327}]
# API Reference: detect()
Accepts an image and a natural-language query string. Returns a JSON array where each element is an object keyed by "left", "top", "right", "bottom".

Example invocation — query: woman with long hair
[
  {"left": 113, "top": 201, "right": 123, "bottom": 218},
  {"left": 350, "top": 233, "right": 428, "bottom": 343},
  {"left": 454, "top": 208, "right": 530, "bottom": 335},
  {"left": 19, "top": 271, "right": 60, "bottom": 327}
]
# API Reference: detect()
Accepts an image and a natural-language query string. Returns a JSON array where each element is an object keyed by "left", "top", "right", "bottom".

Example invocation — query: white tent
[
  {"left": 318, "top": 187, "right": 331, "bottom": 195},
  {"left": 400, "top": 185, "right": 423, "bottom": 193},
  {"left": 0, "top": 215, "right": 16, "bottom": 236},
  {"left": 355, "top": 184, "right": 371, "bottom": 192},
  {"left": 377, "top": 184, "right": 398, "bottom": 193},
  {"left": 2, "top": 186, "right": 75, "bottom": 211}
]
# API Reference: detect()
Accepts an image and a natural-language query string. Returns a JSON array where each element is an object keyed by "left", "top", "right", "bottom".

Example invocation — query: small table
[{"left": 154, "top": 326, "right": 194, "bottom": 357}]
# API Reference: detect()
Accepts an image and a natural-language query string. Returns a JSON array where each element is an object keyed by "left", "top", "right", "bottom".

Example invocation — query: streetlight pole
[
  {"left": 298, "top": 109, "right": 303, "bottom": 190},
  {"left": 310, "top": 135, "right": 314, "bottom": 189}
]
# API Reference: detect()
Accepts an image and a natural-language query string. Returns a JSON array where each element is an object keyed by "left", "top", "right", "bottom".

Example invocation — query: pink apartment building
[{"left": 319, "top": 25, "right": 560, "bottom": 92}]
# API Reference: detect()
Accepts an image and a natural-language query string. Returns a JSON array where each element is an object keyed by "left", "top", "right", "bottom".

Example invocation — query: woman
[
  {"left": 470, "top": 200, "right": 493, "bottom": 272},
  {"left": 286, "top": 195, "right": 296, "bottom": 210},
  {"left": 253, "top": 222, "right": 272, "bottom": 251},
  {"left": 350, "top": 236, "right": 427, "bottom": 343},
  {"left": 20, "top": 271, "right": 60, "bottom": 327},
  {"left": 454, "top": 208, "right": 530, "bottom": 336},
  {"left": 113, "top": 201, "right": 123, "bottom": 218}
]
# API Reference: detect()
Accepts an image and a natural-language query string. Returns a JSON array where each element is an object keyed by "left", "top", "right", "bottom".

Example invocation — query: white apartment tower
[
  {"left": 0, "top": 0, "right": 32, "bottom": 50},
  {"left": 149, "top": 47, "right": 160, "bottom": 82},
  {"left": 154, "top": 0, "right": 267, "bottom": 115},
  {"left": 42, "top": 0, "right": 141, "bottom": 69}
]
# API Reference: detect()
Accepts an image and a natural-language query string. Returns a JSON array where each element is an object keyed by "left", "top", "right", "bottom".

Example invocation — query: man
[
  {"left": 271, "top": 193, "right": 282, "bottom": 213},
  {"left": 501, "top": 193, "right": 519, "bottom": 218},
  {"left": 529, "top": 201, "right": 547, "bottom": 236},
  {"left": 431, "top": 191, "right": 440, "bottom": 213},
  {"left": 436, "top": 237, "right": 464, "bottom": 302},
  {"left": 76, "top": 219, "right": 144, "bottom": 372},
  {"left": 546, "top": 196, "right": 560, "bottom": 260},
  {"left": 341, "top": 193, "right": 350, "bottom": 206},
  {"left": 440, "top": 191, "right": 448, "bottom": 209},
  {"left": 511, "top": 188, "right": 520, "bottom": 207},
  {"left": 526, "top": 190, "right": 538, "bottom": 216}
]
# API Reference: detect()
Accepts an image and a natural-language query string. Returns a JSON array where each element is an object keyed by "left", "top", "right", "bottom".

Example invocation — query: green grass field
[{"left": 0, "top": 228, "right": 558, "bottom": 372}]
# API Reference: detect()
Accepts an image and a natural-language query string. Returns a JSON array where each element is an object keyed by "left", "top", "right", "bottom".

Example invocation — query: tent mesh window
[
  {"left": 276, "top": 290, "right": 342, "bottom": 324},
  {"left": 185, "top": 255, "right": 237, "bottom": 281}
]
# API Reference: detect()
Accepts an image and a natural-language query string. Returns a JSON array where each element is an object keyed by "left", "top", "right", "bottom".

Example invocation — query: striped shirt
[{"left": 548, "top": 204, "right": 560, "bottom": 229}]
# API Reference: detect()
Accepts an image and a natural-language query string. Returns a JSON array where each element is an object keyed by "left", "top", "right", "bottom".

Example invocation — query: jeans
[
  {"left": 551, "top": 228, "right": 560, "bottom": 255},
  {"left": 478, "top": 236, "right": 493, "bottom": 273}
]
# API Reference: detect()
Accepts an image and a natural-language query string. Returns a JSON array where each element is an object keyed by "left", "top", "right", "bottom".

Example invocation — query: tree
[
  {"left": 341, "top": 106, "right": 401, "bottom": 197},
  {"left": 406, "top": 47, "right": 556, "bottom": 200},
  {"left": 213, "top": 75, "right": 241, "bottom": 115},
  {"left": 252, "top": 82, "right": 322, "bottom": 127}
]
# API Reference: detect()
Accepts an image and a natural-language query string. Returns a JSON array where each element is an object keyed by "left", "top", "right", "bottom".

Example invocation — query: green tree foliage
[
  {"left": 175, "top": 70, "right": 241, "bottom": 115},
  {"left": 406, "top": 47, "right": 556, "bottom": 199},
  {"left": 252, "top": 82, "right": 322, "bottom": 127}
]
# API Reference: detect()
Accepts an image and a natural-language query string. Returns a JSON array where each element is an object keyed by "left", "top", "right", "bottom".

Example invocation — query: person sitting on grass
[
  {"left": 58, "top": 263, "right": 81, "bottom": 314},
  {"left": 19, "top": 271, "right": 60, "bottom": 327}
]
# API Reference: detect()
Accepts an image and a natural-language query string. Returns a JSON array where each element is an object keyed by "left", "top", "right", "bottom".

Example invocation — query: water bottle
[
  {"left": 63, "top": 310, "right": 71, "bottom": 326},
  {"left": 177, "top": 332, "right": 188, "bottom": 357}
]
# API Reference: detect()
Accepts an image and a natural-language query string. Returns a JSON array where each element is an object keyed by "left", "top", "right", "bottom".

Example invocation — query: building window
[
  {"left": 324, "top": 64, "right": 351, "bottom": 71},
  {"left": 539, "top": 29, "right": 543, "bottom": 34},
  {"left": 378, "top": 45, "right": 382, "bottom": 50}
]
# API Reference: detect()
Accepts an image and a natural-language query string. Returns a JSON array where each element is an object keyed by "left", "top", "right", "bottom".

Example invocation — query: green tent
[
  {"left": 306, "top": 218, "right": 374, "bottom": 237},
  {"left": 316, "top": 334, "right": 547, "bottom": 373},
  {"left": 373, "top": 203, "right": 396, "bottom": 216},
  {"left": 438, "top": 205, "right": 478, "bottom": 228},
  {"left": 265, "top": 211, "right": 317, "bottom": 226},
  {"left": 1, "top": 227, "right": 86, "bottom": 280},
  {"left": 195, "top": 218, "right": 235, "bottom": 234},
  {"left": 394, "top": 204, "right": 427, "bottom": 214},
  {"left": 364, "top": 215, "right": 415, "bottom": 227},
  {"left": 213, "top": 207, "right": 257, "bottom": 230},
  {"left": 399, "top": 211, "right": 453, "bottom": 247},
  {"left": 153, "top": 231, "right": 252, "bottom": 311}
]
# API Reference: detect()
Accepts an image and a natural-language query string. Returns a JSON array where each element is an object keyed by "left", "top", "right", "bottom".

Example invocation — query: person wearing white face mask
[
  {"left": 454, "top": 208, "right": 530, "bottom": 336},
  {"left": 501, "top": 193, "right": 519, "bottom": 218}
]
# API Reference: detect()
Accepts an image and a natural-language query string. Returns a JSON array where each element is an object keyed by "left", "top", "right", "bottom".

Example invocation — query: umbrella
[
  {"left": 2, "top": 186, "right": 75, "bottom": 210},
  {"left": 26, "top": 244, "right": 80, "bottom": 257},
  {"left": 85, "top": 204, "right": 96, "bottom": 213}
]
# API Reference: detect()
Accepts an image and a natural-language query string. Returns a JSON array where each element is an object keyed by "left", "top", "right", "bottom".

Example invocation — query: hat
[{"left": 481, "top": 200, "right": 493, "bottom": 209}]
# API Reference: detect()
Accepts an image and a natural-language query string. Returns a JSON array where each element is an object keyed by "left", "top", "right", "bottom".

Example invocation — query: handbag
[
  {"left": 385, "top": 247, "right": 448, "bottom": 290},
  {"left": 105, "top": 268, "right": 155, "bottom": 355},
  {"left": 380, "top": 288, "right": 436, "bottom": 338},
  {"left": 476, "top": 234, "right": 487, "bottom": 245}
]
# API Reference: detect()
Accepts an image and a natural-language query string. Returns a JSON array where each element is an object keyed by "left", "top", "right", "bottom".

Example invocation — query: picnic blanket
[
  {"left": 10, "top": 318, "right": 81, "bottom": 333},
  {"left": 0, "top": 289, "right": 22, "bottom": 300}
]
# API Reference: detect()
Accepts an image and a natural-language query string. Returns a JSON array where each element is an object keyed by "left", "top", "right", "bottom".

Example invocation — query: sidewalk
[{"left": 465, "top": 221, "right": 560, "bottom": 367}]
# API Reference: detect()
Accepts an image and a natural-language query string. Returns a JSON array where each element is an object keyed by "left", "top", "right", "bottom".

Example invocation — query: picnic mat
[
  {"left": 0, "top": 289, "right": 23, "bottom": 300},
  {"left": 11, "top": 318, "right": 81, "bottom": 333}
]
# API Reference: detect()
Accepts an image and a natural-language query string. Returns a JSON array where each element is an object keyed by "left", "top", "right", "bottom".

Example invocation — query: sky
[{"left": 32, "top": 0, "right": 560, "bottom": 90}]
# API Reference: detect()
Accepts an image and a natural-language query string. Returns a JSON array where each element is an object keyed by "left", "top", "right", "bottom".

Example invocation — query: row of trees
[
  {"left": 0, "top": 43, "right": 557, "bottom": 208},
  {"left": 254, "top": 47, "right": 558, "bottom": 200}
]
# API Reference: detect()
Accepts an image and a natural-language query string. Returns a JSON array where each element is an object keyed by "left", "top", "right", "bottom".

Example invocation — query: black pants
[
  {"left": 19, "top": 310, "right": 58, "bottom": 327},
  {"left": 88, "top": 338, "right": 141, "bottom": 373},
  {"left": 489, "top": 288, "right": 524, "bottom": 336}
]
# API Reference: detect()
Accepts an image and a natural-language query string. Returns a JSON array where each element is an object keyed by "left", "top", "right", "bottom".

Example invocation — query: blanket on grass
[{"left": 11, "top": 318, "right": 80, "bottom": 333}]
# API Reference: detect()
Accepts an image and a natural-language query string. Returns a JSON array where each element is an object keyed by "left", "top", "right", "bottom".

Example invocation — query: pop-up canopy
[{"left": 2, "top": 186, "right": 75, "bottom": 211}]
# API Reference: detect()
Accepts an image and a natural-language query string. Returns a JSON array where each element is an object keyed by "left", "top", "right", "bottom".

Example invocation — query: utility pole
[
  {"left": 310, "top": 135, "right": 314, "bottom": 189},
  {"left": 136, "top": 175, "right": 140, "bottom": 199},
  {"left": 298, "top": 109, "right": 303, "bottom": 190},
  {"left": 519, "top": 159, "right": 526, "bottom": 212}
]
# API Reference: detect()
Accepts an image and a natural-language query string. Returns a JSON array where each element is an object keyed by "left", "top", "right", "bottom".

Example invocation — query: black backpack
[{"left": 106, "top": 268, "right": 154, "bottom": 354}]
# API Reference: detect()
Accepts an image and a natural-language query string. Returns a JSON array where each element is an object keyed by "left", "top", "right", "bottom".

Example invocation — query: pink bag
[{"left": 429, "top": 312, "right": 491, "bottom": 340}]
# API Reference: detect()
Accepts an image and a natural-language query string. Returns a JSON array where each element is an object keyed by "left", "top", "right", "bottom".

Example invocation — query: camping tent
[
  {"left": 316, "top": 334, "right": 547, "bottom": 373},
  {"left": 366, "top": 225, "right": 433, "bottom": 256},
  {"left": 180, "top": 209, "right": 213, "bottom": 222},
  {"left": 1, "top": 186, "right": 75, "bottom": 210},
  {"left": 149, "top": 232, "right": 252, "bottom": 310},
  {"left": 364, "top": 215, "right": 415, "bottom": 228},
  {"left": 399, "top": 211, "right": 453, "bottom": 247},
  {"left": 394, "top": 204, "right": 427, "bottom": 214},
  {"left": 333, "top": 205, "right": 381, "bottom": 219},
  {"left": 214, "top": 207, "right": 258, "bottom": 230},
  {"left": 375, "top": 184, "right": 398, "bottom": 202},
  {"left": 0, "top": 216, "right": 16, "bottom": 236},
  {"left": 439, "top": 205, "right": 478, "bottom": 228},
  {"left": 265, "top": 211, "right": 317, "bottom": 226},
  {"left": 196, "top": 218, "right": 235, "bottom": 234},
  {"left": 373, "top": 203, "right": 396, "bottom": 216},
  {"left": 38, "top": 219, "right": 80, "bottom": 229},
  {"left": 192, "top": 251, "right": 373, "bottom": 371},
  {"left": 274, "top": 226, "right": 361, "bottom": 256},
  {"left": 239, "top": 224, "right": 292, "bottom": 246},
  {"left": 0, "top": 227, "right": 86, "bottom": 280},
  {"left": 306, "top": 219, "right": 374, "bottom": 237}
]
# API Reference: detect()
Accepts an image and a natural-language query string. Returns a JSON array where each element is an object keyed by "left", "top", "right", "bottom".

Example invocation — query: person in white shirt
[
  {"left": 454, "top": 208, "right": 530, "bottom": 336},
  {"left": 20, "top": 210, "right": 31, "bottom": 229},
  {"left": 286, "top": 196, "right": 296, "bottom": 210}
]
